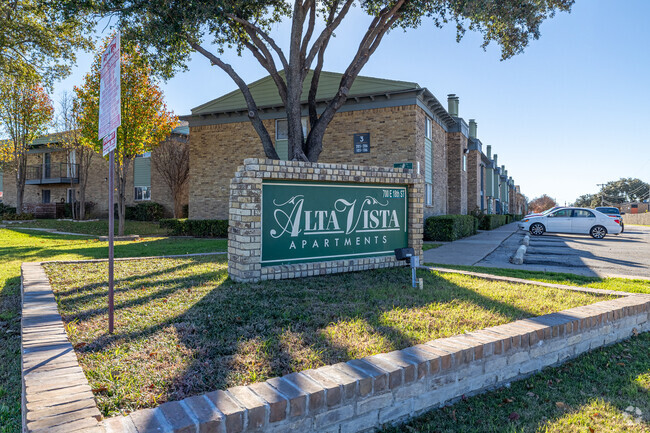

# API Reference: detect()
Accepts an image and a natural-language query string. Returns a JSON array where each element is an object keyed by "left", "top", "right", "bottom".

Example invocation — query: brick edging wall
[
  {"left": 228, "top": 158, "right": 424, "bottom": 283},
  {"left": 22, "top": 262, "right": 650, "bottom": 433},
  {"left": 100, "top": 295, "right": 649, "bottom": 433},
  {"left": 21, "top": 262, "right": 104, "bottom": 433}
]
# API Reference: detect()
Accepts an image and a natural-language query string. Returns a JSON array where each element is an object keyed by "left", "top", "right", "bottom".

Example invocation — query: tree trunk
[
  {"left": 16, "top": 180, "right": 24, "bottom": 215},
  {"left": 116, "top": 158, "right": 129, "bottom": 236},
  {"left": 172, "top": 185, "right": 184, "bottom": 218},
  {"left": 79, "top": 187, "right": 86, "bottom": 220},
  {"left": 15, "top": 161, "right": 26, "bottom": 214}
]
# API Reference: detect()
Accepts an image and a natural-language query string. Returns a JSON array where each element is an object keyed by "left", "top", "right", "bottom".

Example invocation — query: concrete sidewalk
[{"left": 423, "top": 222, "right": 519, "bottom": 266}]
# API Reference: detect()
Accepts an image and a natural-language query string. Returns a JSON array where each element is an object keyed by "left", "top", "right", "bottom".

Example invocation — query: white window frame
[
  {"left": 425, "top": 183, "right": 432, "bottom": 206},
  {"left": 134, "top": 186, "right": 151, "bottom": 201},
  {"left": 425, "top": 117, "right": 432, "bottom": 140},
  {"left": 463, "top": 154, "right": 467, "bottom": 172}
]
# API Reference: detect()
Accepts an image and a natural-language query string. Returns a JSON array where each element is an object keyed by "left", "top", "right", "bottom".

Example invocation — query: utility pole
[{"left": 597, "top": 183, "right": 606, "bottom": 206}]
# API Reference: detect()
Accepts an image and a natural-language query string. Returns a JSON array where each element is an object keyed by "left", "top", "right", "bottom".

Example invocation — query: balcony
[{"left": 26, "top": 163, "right": 79, "bottom": 185}]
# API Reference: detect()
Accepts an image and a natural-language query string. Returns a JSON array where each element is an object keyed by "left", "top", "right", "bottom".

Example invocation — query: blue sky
[{"left": 52, "top": 0, "right": 650, "bottom": 206}]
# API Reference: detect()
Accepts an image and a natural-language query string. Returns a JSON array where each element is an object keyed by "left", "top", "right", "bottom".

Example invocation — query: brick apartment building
[
  {"left": 182, "top": 71, "right": 525, "bottom": 221},
  {"left": 1, "top": 126, "right": 188, "bottom": 217}
]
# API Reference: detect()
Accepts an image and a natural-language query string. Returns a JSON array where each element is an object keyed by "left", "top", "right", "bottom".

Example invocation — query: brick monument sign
[{"left": 228, "top": 159, "right": 423, "bottom": 282}]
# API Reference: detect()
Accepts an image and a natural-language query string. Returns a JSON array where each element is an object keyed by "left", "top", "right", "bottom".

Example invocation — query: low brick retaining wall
[
  {"left": 21, "top": 262, "right": 650, "bottom": 433},
  {"left": 623, "top": 213, "right": 650, "bottom": 225}
]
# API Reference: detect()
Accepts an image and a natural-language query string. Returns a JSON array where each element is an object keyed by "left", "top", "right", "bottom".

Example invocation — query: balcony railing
[{"left": 25, "top": 163, "right": 79, "bottom": 185}]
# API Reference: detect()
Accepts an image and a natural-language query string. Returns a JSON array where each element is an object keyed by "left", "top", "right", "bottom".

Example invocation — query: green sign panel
[
  {"left": 393, "top": 162, "right": 413, "bottom": 169},
  {"left": 261, "top": 181, "right": 408, "bottom": 266}
]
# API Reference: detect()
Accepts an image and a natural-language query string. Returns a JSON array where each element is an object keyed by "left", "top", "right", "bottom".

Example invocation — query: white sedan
[{"left": 518, "top": 207, "right": 622, "bottom": 239}]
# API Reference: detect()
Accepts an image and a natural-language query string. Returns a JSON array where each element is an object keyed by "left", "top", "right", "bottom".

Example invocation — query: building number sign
[{"left": 354, "top": 133, "right": 370, "bottom": 153}]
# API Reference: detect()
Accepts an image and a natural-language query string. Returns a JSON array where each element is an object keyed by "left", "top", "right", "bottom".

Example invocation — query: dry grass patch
[{"left": 45, "top": 256, "right": 613, "bottom": 417}]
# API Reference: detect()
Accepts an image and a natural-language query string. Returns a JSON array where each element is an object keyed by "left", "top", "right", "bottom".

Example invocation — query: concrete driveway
[{"left": 477, "top": 225, "right": 650, "bottom": 279}]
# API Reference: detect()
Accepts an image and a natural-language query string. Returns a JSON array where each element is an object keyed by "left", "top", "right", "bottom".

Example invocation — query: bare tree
[
  {"left": 528, "top": 194, "right": 557, "bottom": 214},
  {"left": 55, "top": 91, "right": 94, "bottom": 219},
  {"left": 151, "top": 130, "right": 188, "bottom": 218}
]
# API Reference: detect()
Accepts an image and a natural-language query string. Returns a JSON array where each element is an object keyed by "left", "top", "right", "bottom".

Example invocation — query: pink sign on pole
[
  {"left": 99, "top": 31, "right": 121, "bottom": 151},
  {"left": 102, "top": 130, "right": 117, "bottom": 155}
]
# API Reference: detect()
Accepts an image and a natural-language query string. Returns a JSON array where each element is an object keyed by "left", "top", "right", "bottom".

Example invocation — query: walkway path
[{"left": 423, "top": 223, "right": 519, "bottom": 266}]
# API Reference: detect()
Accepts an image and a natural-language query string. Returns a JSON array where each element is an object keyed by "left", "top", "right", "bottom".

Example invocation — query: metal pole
[{"left": 108, "top": 150, "right": 114, "bottom": 334}]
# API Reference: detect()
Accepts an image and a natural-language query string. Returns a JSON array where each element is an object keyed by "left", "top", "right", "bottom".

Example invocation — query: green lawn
[
  {"left": 0, "top": 228, "right": 227, "bottom": 433},
  {"left": 44, "top": 258, "right": 611, "bottom": 417},
  {"left": 423, "top": 242, "right": 443, "bottom": 251},
  {"left": 6, "top": 219, "right": 170, "bottom": 236},
  {"left": 381, "top": 332, "right": 650, "bottom": 433},
  {"left": 424, "top": 263, "right": 650, "bottom": 295}
]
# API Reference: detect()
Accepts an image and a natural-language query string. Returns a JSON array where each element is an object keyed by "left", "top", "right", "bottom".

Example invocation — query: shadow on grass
[
  {"left": 380, "top": 333, "right": 650, "bottom": 433},
  {"left": 1, "top": 229, "right": 226, "bottom": 263},
  {"left": 46, "top": 258, "right": 610, "bottom": 415}
]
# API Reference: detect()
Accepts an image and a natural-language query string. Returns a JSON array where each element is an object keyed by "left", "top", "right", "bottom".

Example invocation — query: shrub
[
  {"left": 479, "top": 214, "right": 508, "bottom": 230},
  {"left": 0, "top": 204, "right": 16, "bottom": 215},
  {"left": 125, "top": 202, "right": 165, "bottom": 221},
  {"left": 159, "top": 218, "right": 228, "bottom": 237},
  {"left": 2, "top": 212, "right": 34, "bottom": 221},
  {"left": 63, "top": 201, "right": 96, "bottom": 219},
  {"left": 424, "top": 215, "right": 477, "bottom": 242}
]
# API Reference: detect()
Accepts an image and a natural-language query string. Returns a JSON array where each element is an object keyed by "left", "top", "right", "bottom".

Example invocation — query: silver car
[{"left": 518, "top": 207, "right": 622, "bottom": 239}]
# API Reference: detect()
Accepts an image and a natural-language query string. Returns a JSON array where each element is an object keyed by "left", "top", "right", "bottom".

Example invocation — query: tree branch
[
  {"left": 304, "top": 0, "right": 354, "bottom": 68},
  {"left": 189, "top": 41, "right": 279, "bottom": 160},
  {"left": 226, "top": 13, "right": 289, "bottom": 71}
]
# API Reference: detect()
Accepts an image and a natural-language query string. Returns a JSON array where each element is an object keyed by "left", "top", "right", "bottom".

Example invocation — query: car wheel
[
  {"left": 529, "top": 223, "right": 545, "bottom": 236},
  {"left": 621, "top": 223, "right": 624, "bottom": 233},
  {"left": 590, "top": 225, "right": 607, "bottom": 239}
]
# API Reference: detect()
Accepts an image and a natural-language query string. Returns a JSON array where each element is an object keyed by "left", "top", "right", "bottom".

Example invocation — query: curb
[{"left": 511, "top": 245, "right": 527, "bottom": 265}]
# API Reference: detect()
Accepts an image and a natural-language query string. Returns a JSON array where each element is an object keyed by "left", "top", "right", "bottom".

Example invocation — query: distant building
[{"left": 1, "top": 126, "right": 188, "bottom": 217}]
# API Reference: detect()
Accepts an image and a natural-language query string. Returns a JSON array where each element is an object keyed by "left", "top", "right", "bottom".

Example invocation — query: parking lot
[{"left": 477, "top": 225, "right": 650, "bottom": 279}]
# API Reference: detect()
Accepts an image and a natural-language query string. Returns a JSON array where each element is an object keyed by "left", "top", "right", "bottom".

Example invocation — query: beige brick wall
[
  {"left": 467, "top": 150, "right": 481, "bottom": 213},
  {"left": 446, "top": 132, "right": 468, "bottom": 214},
  {"left": 189, "top": 105, "right": 448, "bottom": 220}
]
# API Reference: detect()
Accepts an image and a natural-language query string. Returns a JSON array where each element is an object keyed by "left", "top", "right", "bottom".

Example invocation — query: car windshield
[
  {"left": 541, "top": 207, "right": 561, "bottom": 215},
  {"left": 596, "top": 207, "right": 620, "bottom": 215}
]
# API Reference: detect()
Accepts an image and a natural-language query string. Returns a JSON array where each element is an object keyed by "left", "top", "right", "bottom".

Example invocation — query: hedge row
[
  {"left": 2, "top": 212, "right": 34, "bottom": 221},
  {"left": 124, "top": 202, "right": 165, "bottom": 221},
  {"left": 424, "top": 214, "right": 478, "bottom": 242},
  {"left": 478, "top": 214, "right": 508, "bottom": 230},
  {"left": 159, "top": 218, "right": 228, "bottom": 237}
]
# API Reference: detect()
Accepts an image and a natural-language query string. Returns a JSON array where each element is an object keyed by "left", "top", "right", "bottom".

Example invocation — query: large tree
[
  {"left": 574, "top": 178, "right": 650, "bottom": 208},
  {"left": 151, "top": 130, "right": 189, "bottom": 218},
  {"left": 75, "top": 39, "right": 177, "bottom": 235},
  {"left": 66, "top": 0, "right": 573, "bottom": 162},
  {"left": 528, "top": 194, "right": 557, "bottom": 214},
  {"left": 0, "top": 75, "right": 54, "bottom": 213},
  {"left": 0, "top": 0, "right": 93, "bottom": 84}
]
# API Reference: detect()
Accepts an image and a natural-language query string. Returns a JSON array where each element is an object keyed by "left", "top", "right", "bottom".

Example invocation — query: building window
[
  {"left": 67, "top": 188, "right": 76, "bottom": 203},
  {"left": 42, "top": 190, "right": 50, "bottom": 204},
  {"left": 425, "top": 183, "right": 432, "bottom": 206},
  {"left": 275, "top": 118, "right": 308, "bottom": 160},
  {"left": 425, "top": 117, "right": 432, "bottom": 140},
  {"left": 134, "top": 186, "right": 151, "bottom": 201},
  {"left": 463, "top": 154, "right": 467, "bottom": 172},
  {"left": 43, "top": 153, "right": 51, "bottom": 178}
]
